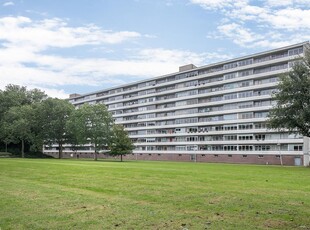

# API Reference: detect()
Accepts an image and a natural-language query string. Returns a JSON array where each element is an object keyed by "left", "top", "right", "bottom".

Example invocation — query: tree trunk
[
  {"left": 59, "top": 142, "right": 62, "bottom": 159},
  {"left": 121, "top": 154, "right": 123, "bottom": 162},
  {"left": 5, "top": 142, "right": 7, "bottom": 153},
  {"left": 21, "top": 139, "right": 25, "bottom": 158}
]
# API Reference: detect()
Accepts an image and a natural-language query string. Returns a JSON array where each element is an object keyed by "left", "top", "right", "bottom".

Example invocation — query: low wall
[{"left": 45, "top": 152, "right": 303, "bottom": 166}]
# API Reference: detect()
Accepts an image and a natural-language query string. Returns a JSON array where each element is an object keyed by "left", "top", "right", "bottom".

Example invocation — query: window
[
  {"left": 224, "top": 72, "right": 237, "bottom": 80},
  {"left": 224, "top": 125, "right": 237, "bottom": 130},
  {"left": 239, "top": 80, "right": 252, "bottom": 87},
  {"left": 242, "top": 155, "right": 248, "bottom": 158},
  {"left": 176, "top": 89, "right": 198, "bottom": 98},
  {"left": 239, "top": 112, "right": 253, "bottom": 119},
  {"left": 255, "top": 134, "right": 265, "bottom": 140},
  {"left": 239, "top": 135, "right": 253, "bottom": 140},
  {"left": 238, "top": 91, "right": 253, "bottom": 98},
  {"left": 258, "top": 155, "right": 264, "bottom": 158},
  {"left": 238, "top": 102, "right": 253, "bottom": 109},
  {"left": 255, "top": 123, "right": 267, "bottom": 129},
  {"left": 238, "top": 59, "right": 253, "bottom": 66},
  {"left": 187, "top": 136, "right": 198, "bottom": 142},
  {"left": 238, "top": 69, "right": 253, "bottom": 77},
  {"left": 224, "top": 62, "right": 238, "bottom": 70},
  {"left": 224, "top": 145, "right": 238, "bottom": 151},
  {"left": 224, "top": 93, "right": 238, "bottom": 100},
  {"left": 223, "top": 114, "right": 237, "bottom": 120},
  {"left": 288, "top": 47, "right": 303, "bottom": 56},
  {"left": 224, "top": 135, "right": 237, "bottom": 141},
  {"left": 228, "top": 154, "right": 232, "bottom": 157},
  {"left": 293, "top": 145, "right": 303, "bottom": 151},
  {"left": 239, "top": 145, "right": 253, "bottom": 151},
  {"left": 255, "top": 145, "right": 271, "bottom": 151},
  {"left": 255, "top": 112, "right": 268, "bottom": 118}
]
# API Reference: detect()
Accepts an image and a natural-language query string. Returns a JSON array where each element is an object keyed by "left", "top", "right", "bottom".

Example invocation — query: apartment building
[{"left": 44, "top": 42, "right": 309, "bottom": 165}]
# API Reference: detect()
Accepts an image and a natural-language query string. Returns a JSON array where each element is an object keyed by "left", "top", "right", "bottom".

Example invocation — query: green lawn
[{"left": 0, "top": 159, "right": 309, "bottom": 229}]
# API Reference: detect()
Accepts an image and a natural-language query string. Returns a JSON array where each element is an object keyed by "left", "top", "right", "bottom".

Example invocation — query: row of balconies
[
  {"left": 118, "top": 103, "right": 272, "bottom": 123},
  {"left": 132, "top": 135, "right": 301, "bottom": 143},
  {"left": 124, "top": 117, "right": 268, "bottom": 131},
  {"left": 108, "top": 81, "right": 277, "bottom": 115},
  {"left": 121, "top": 111, "right": 269, "bottom": 128},
  {"left": 72, "top": 52, "right": 301, "bottom": 106},
  {"left": 105, "top": 73, "right": 280, "bottom": 110},
  {"left": 133, "top": 143, "right": 303, "bottom": 152}
]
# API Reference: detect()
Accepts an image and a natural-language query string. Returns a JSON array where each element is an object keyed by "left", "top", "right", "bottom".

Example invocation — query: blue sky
[{"left": 0, "top": 0, "right": 309, "bottom": 98}]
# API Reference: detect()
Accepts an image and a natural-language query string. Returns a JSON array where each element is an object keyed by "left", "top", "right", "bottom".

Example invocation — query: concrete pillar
[{"left": 303, "top": 136, "right": 310, "bottom": 166}]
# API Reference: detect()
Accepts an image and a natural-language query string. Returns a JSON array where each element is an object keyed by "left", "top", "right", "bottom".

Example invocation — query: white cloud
[
  {"left": 0, "top": 16, "right": 232, "bottom": 98},
  {"left": 217, "top": 23, "right": 263, "bottom": 47},
  {"left": 3, "top": 1, "right": 14, "bottom": 7},
  {"left": 263, "top": 8, "right": 310, "bottom": 30},
  {"left": 213, "top": 22, "right": 310, "bottom": 49},
  {"left": 266, "top": 0, "right": 310, "bottom": 7},
  {"left": 190, "top": 0, "right": 247, "bottom": 10},
  {"left": 191, "top": 0, "right": 310, "bottom": 49},
  {"left": 0, "top": 16, "right": 141, "bottom": 52}
]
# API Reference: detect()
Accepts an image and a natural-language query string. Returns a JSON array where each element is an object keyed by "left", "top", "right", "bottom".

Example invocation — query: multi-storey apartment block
[{"left": 44, "top": 42, "right": 310, "bottom": 165}]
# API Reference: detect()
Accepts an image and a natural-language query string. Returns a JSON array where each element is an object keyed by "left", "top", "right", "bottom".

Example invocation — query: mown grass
[{"left": 0, "top": 159, "right": 309, "bottom": 229}]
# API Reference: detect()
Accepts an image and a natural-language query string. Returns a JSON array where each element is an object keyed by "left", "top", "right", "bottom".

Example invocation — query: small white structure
[{"left": 303, "top": 137, "right": 310, "bottom": 166}]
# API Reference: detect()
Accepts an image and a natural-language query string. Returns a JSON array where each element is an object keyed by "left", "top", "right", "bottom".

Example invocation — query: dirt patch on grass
[{"left": 263, "top": 219, "right": 290, "bottom": 228}]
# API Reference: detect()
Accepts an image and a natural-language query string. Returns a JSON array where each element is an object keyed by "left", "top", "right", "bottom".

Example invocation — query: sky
[{"left": 0, "top": 0, "right": 309, "bottom": 98}]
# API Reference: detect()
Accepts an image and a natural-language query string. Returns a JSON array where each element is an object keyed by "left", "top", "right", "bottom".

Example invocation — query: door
[{"left": 294, "top": 157, "right": 301, "bottom": 166}]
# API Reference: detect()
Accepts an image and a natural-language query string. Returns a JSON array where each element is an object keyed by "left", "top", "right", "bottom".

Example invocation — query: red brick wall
[{"left": 45, "top": 152, "right": 302, "bottom": 166}]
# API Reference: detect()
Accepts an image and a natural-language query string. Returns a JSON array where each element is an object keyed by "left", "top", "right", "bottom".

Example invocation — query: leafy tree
[
  {"left": 268, "top": 48, "right": 310, "bottom": 137},
  {"left": 37, "top": 98, "right": 75, "bottom": 159},
  {"left": 66, "top": 109, "right": 84, "bottom": 157},
  {"left": 0, "top": 119, "right": 14, "bottom": 153},
  {"left": 1, "top": 105, "right": 34, "bottom": 157},
  {"left": 108, "top": 124, "right": 134, "bottom": 162},
  {"left": 0, "top": 85, "right": 47, "bottom": 154},
  {"left": 70, "top": 104, "right": 114, "bottom": 161},
  {"left": 0, "top": 84, "right": 46, "bottom": 120}
]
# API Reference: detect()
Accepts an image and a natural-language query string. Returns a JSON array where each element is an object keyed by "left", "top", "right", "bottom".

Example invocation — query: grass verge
[{"left": 0, "top": 158, "right": 309, "bottom": 229}]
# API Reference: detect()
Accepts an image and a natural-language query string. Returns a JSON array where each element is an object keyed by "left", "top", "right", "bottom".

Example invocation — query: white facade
[{"left": 45, "top": 42, "right": 309, "bottom": 165}]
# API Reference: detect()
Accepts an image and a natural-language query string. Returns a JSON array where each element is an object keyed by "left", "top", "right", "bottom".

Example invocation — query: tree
[
  {"left": 0, "top": 84, "right": 46, "bottom": 121},
  {"left": 1, "top": 105, "right": 34, "bottom": 157},
  {"left": 0, "top": 85, "right": 47, "bottom": 154},
  {"left": 37, "top": 98, "right": 75, "bottom": 159},
  {"left": 66, "top": 109, "right": 84, "bottom": 157},
  {"left": 70, "top": 104, "right": 114, "bottom": 161},
  {"left": 0, "top": 119, "right": 14, "bottom": 153},
  {"left": 267, "top": 48, "right": 310, "bottom": 137},
  {"left": 108, "top": 124, "right": 135, "bottom": 162}
]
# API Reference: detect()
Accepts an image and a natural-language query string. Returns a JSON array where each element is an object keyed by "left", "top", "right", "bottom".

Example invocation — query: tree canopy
[
  {"left": 108, "top": 124, "right": 134, "bottom": 161},
  {"left": 37, "top": 98, "right": 75, "bottom": 159},
  {"left": 0, "top": 84, "right": 133, "bottom": 160},
  {"left": 0, "top": 85, "right": 47, "bottom": 156},
  {"left": 268, "top": 48, "right": 310, "bottom": 137},
  {"left": 0, "top": 84, "right": 46, "bottom": 120},
  {"left": 68, "top": 103, "right": 114, "bottom": 160},
  {"left": 1, "top": 105, "right": 34, "bottom": 157}
]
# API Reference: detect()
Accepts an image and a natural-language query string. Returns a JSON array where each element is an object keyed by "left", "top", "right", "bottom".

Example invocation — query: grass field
[{"left": 0, "top": 159, "right": 309, "bottom": 229}]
